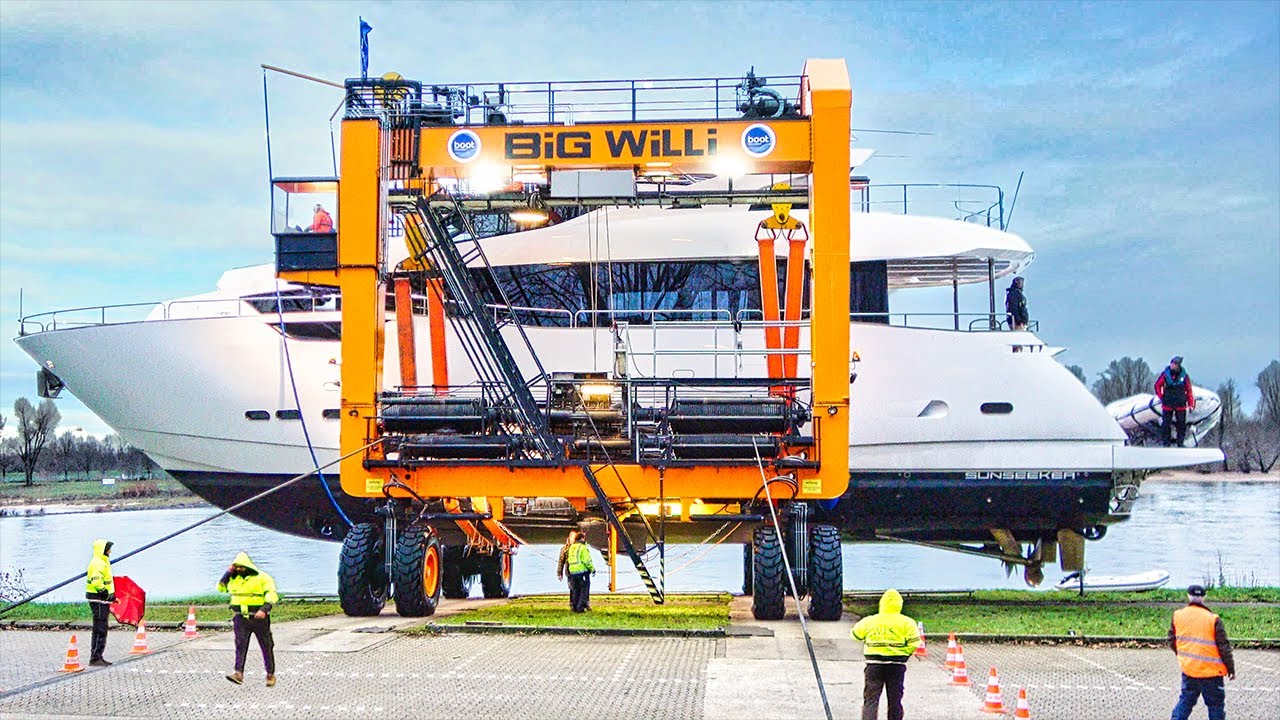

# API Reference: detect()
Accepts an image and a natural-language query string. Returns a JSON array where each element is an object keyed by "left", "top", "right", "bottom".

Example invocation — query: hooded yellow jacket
[
  {"left": 217, "top": 552, "right": 280, "bottom": 614},
  {"left": 851, "top": 589, "right": 921, "bottom": 663},
  {"left": 85, "top": 539, "right": 114, "bottom": 597}
]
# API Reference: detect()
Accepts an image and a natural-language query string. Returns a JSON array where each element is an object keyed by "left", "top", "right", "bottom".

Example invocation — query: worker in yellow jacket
[
  {"left": 566, "top": 533, "right": 595, "bottom": 613},
  {"left": 84, "top": 539, "right": 116, "bottom": 666},
  {"left": 851, "top": 588, "right": 921, "bottom": 720},
  {"left": 217, "top": 552, "right": 280, "bottom": 687}
]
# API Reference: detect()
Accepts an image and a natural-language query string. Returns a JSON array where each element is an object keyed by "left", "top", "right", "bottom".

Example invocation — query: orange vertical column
[
  {"left": 756, "top": 236, "right": 783, "bottom": 379},
  {"left": 426, "top": 277, "right": 449, "bottom": 394},
  {"left": 781, "top": 231, "right": 808, "bottom": 379},
  {"left": 393, "top": 278, "right": 418, "bottom": 389}
]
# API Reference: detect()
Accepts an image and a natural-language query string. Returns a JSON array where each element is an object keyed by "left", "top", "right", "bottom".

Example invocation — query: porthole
[
  {"left": 276, "top": 409, "right": 302, "bottom": 420},
  {"left": 980, "top": 402, "right": 1013, "bottom": 415},
  {"left": 245, "top": 410, "right": 270, "bottom": 421},
  {"left": 322, "top": 408, "right": 340, "bottom": 420}
]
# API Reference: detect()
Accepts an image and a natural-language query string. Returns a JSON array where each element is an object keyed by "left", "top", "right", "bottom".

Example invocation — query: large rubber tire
[
  {"left": 337, "top": 522, "right": 387, "bottom": 617},
  {"left": 441, "top": 546, "right": 473, "bottom": 600},
  {"left": 392, "top": 524, "right": 443, "bottom": 617},
  {"left": 806, "top": 524, "right": 843, "bottom": 621},
  {"left": 751, "top": 527, "right": 786, "bottom": 620},
  {"left": 742, "top": 543, "right": 754, "bottom": 596},
  {"left": 479, "top": 552, "right": 513, "bottom": 599}
]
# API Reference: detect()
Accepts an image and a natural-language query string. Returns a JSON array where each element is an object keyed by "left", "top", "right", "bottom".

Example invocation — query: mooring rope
[
  {"left": 0, "top": 439, "right": 384, "bottom": 615},
  {"left": 753, "top": 439, "right": 834, "bottom": 720}
]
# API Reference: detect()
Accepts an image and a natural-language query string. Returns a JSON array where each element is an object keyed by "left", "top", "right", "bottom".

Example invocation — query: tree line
[
  {"left": 0, "top": 399, "right": 157, "bottom": 486},
  {"left": 1066, "top": 358, "right": 1280, "bottom": 473}
]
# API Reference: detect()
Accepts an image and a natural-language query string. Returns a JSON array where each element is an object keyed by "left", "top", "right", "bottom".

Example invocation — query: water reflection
[{"left": 2, "top": 481, "right": 1276, "bottom": 603}]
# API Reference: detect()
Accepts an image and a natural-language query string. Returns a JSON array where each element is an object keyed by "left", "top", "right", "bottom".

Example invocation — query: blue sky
[{"left": 1, "top": 0, "right": 1277, "bottom": 436}]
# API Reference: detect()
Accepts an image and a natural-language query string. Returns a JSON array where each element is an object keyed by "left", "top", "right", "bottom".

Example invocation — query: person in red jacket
[
  {"left": 1154, "top": 356, "right": 1196, "bottom": 447},
  {"left": 310, "top": 204, "right": 334, "bottom": 233}
]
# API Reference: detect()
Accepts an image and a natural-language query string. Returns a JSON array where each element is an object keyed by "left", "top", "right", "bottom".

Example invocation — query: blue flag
[{"left": 360, "top": 18, "right": 373, "bottom": 79}]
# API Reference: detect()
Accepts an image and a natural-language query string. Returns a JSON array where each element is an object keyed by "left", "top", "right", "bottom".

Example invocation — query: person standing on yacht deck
[
  {"left": 1005, "top": 276, "right": 1029, "bottom": 331},
  {"left": 1155, "top": 356, "right": 1196, "bottom": 447},
  {"left": 310, "top": 204, "right": 333, "bottom": 233}
]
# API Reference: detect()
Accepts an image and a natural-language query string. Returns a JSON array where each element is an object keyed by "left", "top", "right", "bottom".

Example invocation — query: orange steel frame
[{"left": 335, "top": 59, "right": 852, "bottom": 506}]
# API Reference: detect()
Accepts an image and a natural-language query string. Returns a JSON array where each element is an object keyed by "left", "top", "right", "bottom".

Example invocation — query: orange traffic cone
[
  {"left": 183, "top": 606, "right": 199, "bottom": 638},
  {"left": 948, "top": 642, "right": 972, "bottom": 686},
  {"left": 59, "top": 634, "right": 85, "bottom": 672},
  {"left": 944, "top": 632, "right": 959, "bottom": 669},
  {"left": 981, "top": 666, "right": 1007, "bottom": 714},
  {"left": 130, "top": 622, "right": 151, "bottom": 655},
  {"left": 914, "top": 621, "right": 928, "bottom": 657},
  {"left": 1014, "top": 687, "right": 1031, "bottom": 719}
]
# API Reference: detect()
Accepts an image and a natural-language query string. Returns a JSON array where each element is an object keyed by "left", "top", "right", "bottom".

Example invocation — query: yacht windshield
[{"left": 472, "top": 259, "right": 888, "bottom": 326}]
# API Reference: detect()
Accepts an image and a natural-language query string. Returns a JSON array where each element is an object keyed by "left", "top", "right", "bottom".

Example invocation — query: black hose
[{"left": 0, "top": 439, "right": 382, "bottom": 616}]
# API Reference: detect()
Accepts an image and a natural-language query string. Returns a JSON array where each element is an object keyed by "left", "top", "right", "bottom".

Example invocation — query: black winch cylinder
[
  {"left": 382, "top": 398, "right": 489, "bottom": 434},
  {"left": 668, "top": 398, "right": 791, "bottom": 434},
  {"left": 399, "top": 434, "right": 512, "bottom": 459},
  {"left": 670, "top": 434, "right": 781, "bottom": 460}
]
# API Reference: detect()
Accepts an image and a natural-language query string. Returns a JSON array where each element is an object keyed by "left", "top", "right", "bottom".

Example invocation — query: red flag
[{"left": 110, "top": 576, "right": 146, "bottom": 627}]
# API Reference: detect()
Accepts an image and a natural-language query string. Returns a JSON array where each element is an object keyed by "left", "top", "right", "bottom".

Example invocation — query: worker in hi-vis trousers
[
  {"left": 84, "top": 539, "right": 116, "bottom": 666},
  {"left": 218, "top": 552, "right": 279, "bottom": 687},
  {"left": 851, "top": 589, "right": 922, "bottom": 720},
  {"left": 566, "top": 533, "right": 595, "bottom": 613}
]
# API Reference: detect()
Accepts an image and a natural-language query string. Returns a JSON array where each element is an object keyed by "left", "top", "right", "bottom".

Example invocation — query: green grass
[
  {"left": 844, "top": 595, "right": 1280, "bottom": 639},
  {"left": 0, "top": 476, "right": 195, "bottom": 503},
  {"left": 962, "top": 587, "right": 1280, "bottom": 604},
  {"left": 1, "top": 595, "right": 342, "bottom": 624},
  {"left": 427, "top": 593, "right": 731, "bottom": 631}
]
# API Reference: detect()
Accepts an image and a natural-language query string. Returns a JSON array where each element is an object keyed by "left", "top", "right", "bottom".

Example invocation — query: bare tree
[
  {"left": 13, "top": 397, "right": 61, "bottom": 486},
  {"left": 1092, "top": 357, "right": 1156, "bottom": 404},
  {"left": 1215, "top": 380, "right": 1241, "bottom": 471},
  {"left": 1065, "top": 365, "right": 1087, "bottom": 384},
  {"left": 1257, "top": 360, "right": 1280, "bottom": 428},
  {"left": 76, "top": 436, "right": 101, "bottom": 478},
  {"left": 1240, "top": 420, "right": 1280, "bottom": 473},
  {"left": 1216, "top": 380, "right": 1242, "bottom": 424},
  {"left": 50, "top": 432, "right": 78, "bottom": 480},
  {"left": 0, "top": 437, "right": 17, "bottom": 479}
]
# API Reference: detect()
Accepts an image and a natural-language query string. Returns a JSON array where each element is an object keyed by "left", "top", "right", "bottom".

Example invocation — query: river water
[{"left": 2, "top": 481, "right": 1276, "bottom": 603}]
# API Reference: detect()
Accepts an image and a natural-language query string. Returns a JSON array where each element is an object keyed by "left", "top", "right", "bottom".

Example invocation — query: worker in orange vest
[
  {"left": 310, "top": 204, "right": 334, "bottom": 233},
  {"left": 1169, "top": 584, "right": 1235, "bottom": 720}
]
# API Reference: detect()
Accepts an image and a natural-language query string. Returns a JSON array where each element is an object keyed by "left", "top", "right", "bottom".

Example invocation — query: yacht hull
[
  {"left": 14, "top": 308, "right": 1219, "bottom": 545},
  {"left": 168, "top": 468, "right": 1119, "bottom": 545}
]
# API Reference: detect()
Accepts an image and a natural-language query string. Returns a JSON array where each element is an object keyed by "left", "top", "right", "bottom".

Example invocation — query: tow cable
[
  {"left": 0, "top": 439, "right": 383, "bottom": 616},
  {"left": 753, "top": 439, "right": 834, "bottom": 720}
]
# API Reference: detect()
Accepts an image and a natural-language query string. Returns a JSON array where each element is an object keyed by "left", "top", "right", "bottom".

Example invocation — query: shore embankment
[
  {"left": 1144, "top": 469, "right": 1278, "bottom": 483},
  {"left": 0, "top": 477, "right": 207, "bottom": 517}
]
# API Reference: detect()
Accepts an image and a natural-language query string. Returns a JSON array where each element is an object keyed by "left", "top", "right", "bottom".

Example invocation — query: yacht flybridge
[{"left": 15, "top": 63, "right": 1221, "bottom": 620}]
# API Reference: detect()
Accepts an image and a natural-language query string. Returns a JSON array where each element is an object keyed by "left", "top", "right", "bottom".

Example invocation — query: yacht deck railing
[{"left": 20, "top": 300, "right": 1038, "bottom": 335}]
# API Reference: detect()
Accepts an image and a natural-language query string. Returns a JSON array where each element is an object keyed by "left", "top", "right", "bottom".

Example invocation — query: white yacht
[{"left": 14, "top": 185, "right": 1221, "bottom": 583}]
